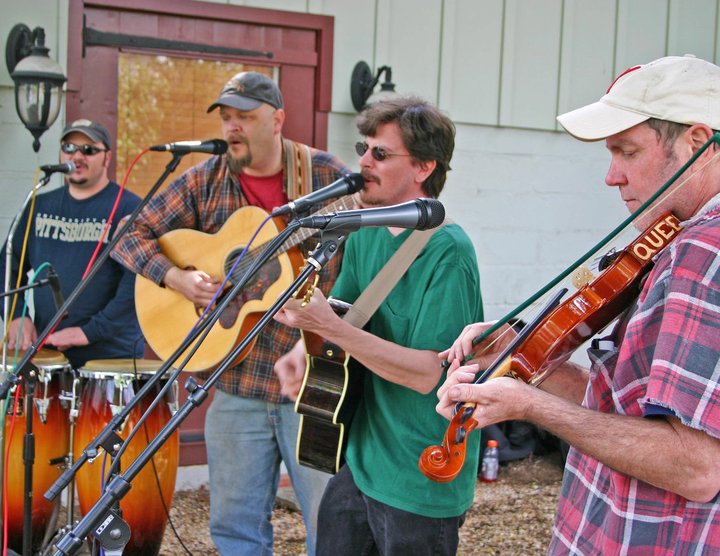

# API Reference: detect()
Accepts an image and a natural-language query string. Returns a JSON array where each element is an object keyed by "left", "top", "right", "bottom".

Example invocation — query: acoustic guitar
[
  {"left": 135, "top": 197, "right": 355, "bottom": 372},
  {"left": 295, "top": 296, "right": 363, "bottom": 474}
]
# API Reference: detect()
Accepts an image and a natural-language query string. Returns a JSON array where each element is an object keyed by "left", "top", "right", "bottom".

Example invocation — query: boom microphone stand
[
  {"left": 44, "top": 216, "right": 305, "bottom": 501},
  {"left": 0, "top": 151, "right": 188, "bottom": 556},
  {"left": 51, "top": 229, "right": 348, "bottom": 556},
  {"left": 1, "top": 170, "right": 68, "bottom": 555}
]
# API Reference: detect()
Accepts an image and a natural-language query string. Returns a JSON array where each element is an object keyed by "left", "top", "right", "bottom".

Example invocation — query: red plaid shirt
[
  {"left": 550, "top": 201, "right": 720, "bottom": 555},
  {"left": 112, "top": 141, "right": 350, "bottom": 401}
]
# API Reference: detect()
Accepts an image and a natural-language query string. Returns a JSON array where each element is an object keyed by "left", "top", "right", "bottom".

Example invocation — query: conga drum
[
  {"left": 3, "top": 348, "right": 71, "bottom": 553},
  {"left": 73, "top": 359, "right": 179, "bottom": 556}
]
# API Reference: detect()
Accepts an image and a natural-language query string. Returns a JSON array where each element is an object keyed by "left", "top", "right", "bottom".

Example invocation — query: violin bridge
[{"left": 572, "top": 265, "right": 595, "bottom": 289}]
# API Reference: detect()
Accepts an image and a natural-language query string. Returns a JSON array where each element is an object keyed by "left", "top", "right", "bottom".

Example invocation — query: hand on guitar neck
[
  {"left": 274, "top": 286, "right": 340, "bottom": 340},
  {"left": 163, "top": 266, "right": 223, "bottom": 307}
]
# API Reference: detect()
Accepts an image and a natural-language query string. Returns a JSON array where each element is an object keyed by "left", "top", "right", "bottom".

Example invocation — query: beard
[
  {"left": 226, "top": 136, "right": 251, "bottom": 173},
  {"left": 227, "top": 151, "right": 251, "bottom": 174}
]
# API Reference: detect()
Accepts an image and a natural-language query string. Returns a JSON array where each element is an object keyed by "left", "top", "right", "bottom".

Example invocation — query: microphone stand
[
  {"left": 0, "top": 153, "right": 185, "bottom": 556},
  {"left": 44, "top": 219, "right": 305, "bottom": 501},
  {"left": 1, "top": 170, "right": 57, "bottom": 554},
  {"left": 3, "top": 172, "right": 55, "bottom": 372},
  {"left": 0, "top": 277, "right": 55, "bottom": 300},
  {"left": 20, "top": 362, "right": 40, "bottom": 556},
  {"left": 51, "top": 229, "right": 347, "bottom": 556}
]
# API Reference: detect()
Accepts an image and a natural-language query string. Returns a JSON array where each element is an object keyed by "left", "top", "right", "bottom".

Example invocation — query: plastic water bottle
[{"left": 480, "top": 439, "right": 499, "bottom": 482}]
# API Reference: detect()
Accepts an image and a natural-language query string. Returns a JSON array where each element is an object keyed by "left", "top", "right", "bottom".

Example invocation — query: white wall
[
  {"left": 0, "top": 0, "right": 70, "bottom": 235},
  {"left": 1, "top": 0, "right": 718, "bottom": 327}
]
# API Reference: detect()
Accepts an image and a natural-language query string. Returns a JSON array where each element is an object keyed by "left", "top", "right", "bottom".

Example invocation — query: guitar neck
[
  {"left": 227, "top": 195, "right": 356, "bottom": 282},
  {"left": 277, "top": 195, "right": 356, "bottom": 252}
]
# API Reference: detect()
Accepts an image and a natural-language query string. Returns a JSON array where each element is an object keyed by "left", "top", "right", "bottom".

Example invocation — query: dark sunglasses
[
  {"left": 355, "top": 141, "right": 411, "bottom": 162},
  {"left": 61, "top": 143, "right": 108, "bottom": 156}
]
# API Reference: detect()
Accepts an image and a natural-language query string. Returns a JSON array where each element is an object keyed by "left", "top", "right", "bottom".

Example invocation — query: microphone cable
[
  {"left": 1, "top": 262, "right": 51, "bottom": 556},
  {"left": 1, "top": 168, "right": 41, "bottom": 350}
]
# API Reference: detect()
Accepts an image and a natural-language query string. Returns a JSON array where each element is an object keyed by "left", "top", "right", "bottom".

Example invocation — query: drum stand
[
  {"left": 50, "top": 227, "right": 347, "bottom": 556},
  {"left": 0, "top": 151, "right": 187, "bottom": 554},
  {"left": 5, "top": 360, "right": 41, "bottom": 556}
]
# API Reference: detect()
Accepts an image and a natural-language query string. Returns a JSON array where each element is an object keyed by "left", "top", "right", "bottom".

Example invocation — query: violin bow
[{"left": 456, "top": 132, "right": 720, "bottom": 361}]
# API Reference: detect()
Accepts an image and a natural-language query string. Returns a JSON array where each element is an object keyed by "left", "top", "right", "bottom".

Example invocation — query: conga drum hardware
[
  {"left": 2, "top": 348, "right": 72, "bottom": 553},
  {"left": 74, "top": 358, "right": 179, "bottom": 556}
]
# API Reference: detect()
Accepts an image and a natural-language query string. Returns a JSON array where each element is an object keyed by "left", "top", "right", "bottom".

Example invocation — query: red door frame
[
  {"left": 67, "top": 0, "right": 335, "bottom": 152},
  {"left": 66, "top": 0, "right": 336, "bottom": 466}
]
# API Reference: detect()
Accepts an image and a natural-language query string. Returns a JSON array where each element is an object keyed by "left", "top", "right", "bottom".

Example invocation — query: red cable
[
  {"left": 3, "top": 382, "right": 23, "bottom": 556},
  {"left": 1, "top": 148, "right": 151, "bottom": 553},
  {"left": 83, "top": 148, "right": 150, "bottom": 278}
]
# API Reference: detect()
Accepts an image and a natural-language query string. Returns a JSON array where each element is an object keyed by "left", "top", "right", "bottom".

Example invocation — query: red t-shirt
[{"left": 238, "top": 170, "right": 288, "bottom": 213}]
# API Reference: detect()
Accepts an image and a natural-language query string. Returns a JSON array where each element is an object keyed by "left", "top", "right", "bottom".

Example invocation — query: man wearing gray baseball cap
[
  {"left": 437, "top": 55, "right": 720, "bottom": 554},
  {"left": 1, "top": 117, "right": 142, "bottom": 371},
  {"left": 113, "top": 71, "right": 350, "bottom": 555}
]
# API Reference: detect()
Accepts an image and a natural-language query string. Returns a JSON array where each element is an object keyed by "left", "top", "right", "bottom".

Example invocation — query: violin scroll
[{"left": 418, "top": 403, "right": 479, "bottom": 482}]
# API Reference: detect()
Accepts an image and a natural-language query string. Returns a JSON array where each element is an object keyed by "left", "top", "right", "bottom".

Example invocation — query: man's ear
[
  {"left": 686, "top": 123, "right": 715, "bottom": 152},
  {"left": 274, "top": 108, "right": 286, "bottom": 133},
  {"left": 414, "top": 159, "right": 437, "bottom": 185}
]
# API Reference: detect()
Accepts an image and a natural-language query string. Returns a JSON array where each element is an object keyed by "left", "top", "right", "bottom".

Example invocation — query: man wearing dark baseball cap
[
  {"left": 113, "top": 70, "right": 350, "bottom": 555},
  {"left": 1, "top": 116, "right": 142, "bottom": 372},
  {"left": 437, "top": 54, "right": 720, "bottom": 555},
  {"left": 207, "top": 71, "right": 284, "bottom": 112},
  {"left": 61, "top": 118, "right": 112, "bottom": 149}
]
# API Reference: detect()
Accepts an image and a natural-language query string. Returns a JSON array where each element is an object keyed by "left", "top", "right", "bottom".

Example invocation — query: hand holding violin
[{"left": 438, "top": 320, "right": 517, "bottom": 368}]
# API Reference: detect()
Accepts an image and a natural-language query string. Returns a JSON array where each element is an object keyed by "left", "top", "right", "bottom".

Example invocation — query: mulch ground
[{"left": 159, "top": 452, "right": 565, "bottom": 556}]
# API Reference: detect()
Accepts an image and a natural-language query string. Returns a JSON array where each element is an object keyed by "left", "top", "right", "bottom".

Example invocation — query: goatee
[{"left": 227, "top": 152, "right": 251, "bottom": 174}]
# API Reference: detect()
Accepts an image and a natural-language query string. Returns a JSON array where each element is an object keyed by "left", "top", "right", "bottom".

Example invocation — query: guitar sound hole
[{"left": 216, "top": 259, "right": 282, "bottom": 328}]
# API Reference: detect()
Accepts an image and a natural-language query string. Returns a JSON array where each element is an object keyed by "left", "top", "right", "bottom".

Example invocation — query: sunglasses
[
  {"left": 61, "top": 143, "right": 108, "bottom": 156},
  {"left": 355, "top": 141, "right": 411, "bottom": 162}
]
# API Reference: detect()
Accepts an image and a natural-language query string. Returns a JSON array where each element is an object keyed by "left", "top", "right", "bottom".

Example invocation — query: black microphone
[
  {"left": 270, "top": 173, "right": 365, "bottom": 217},
  {"left": 296, "top": 198, "right": 445, "bottom": 232},
  {"left": 45, "top": 266, "right": 66, "bottom": 313},
  {"left": 149, "top": 139, "right": 228, "bottom": 155},
  {"left": 40, "top": 161, "right": 76, "bottom": 175}
]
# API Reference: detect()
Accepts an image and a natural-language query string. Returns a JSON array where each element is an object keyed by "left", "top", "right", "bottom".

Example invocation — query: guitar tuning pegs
[{"left": 299, "top": 272, "right": 320, "bottom": 307}]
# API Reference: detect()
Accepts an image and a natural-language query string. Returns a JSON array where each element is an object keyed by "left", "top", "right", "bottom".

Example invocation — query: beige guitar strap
[
  {"left": 342, "top": 223, "right": 447, "bottom": 329},
  {"left": 284, "top": 138, "right": 314, "bottom": 200}
]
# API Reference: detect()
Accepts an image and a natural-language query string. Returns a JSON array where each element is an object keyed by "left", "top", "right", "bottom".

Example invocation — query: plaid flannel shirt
[
  {"left": 550, "top": 202, "right": 720, "bottom": 555},
  {"left": 112, "top": 141, "right": 350, "bottom": 402}
]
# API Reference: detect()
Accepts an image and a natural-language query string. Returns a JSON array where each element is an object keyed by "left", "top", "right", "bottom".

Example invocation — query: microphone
[
  {"left": 46, "top": 266, "right": 65, "bottom": 312},
  {"left": 149, "top": 139, "right": 228, "bottom": 155},
  {"left": 296, "top": 198, "right": 445, "bottom": 232},
  {"left": 40, "top": 162, "right": 76, "bottom": 175},
  {"left": 270, "top": 173, "right": 365, "bottom": 217}
]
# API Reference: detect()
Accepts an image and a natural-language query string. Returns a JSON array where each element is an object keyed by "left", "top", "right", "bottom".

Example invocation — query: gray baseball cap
[
  {"left": 61, "top": 119, "right": 112, "bottom": 149},
  {"left": 207, "top": 71, "right": 284, "bottom": 113}
]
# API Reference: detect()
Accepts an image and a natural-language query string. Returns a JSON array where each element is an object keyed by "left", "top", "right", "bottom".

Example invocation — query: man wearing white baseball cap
[{"left": 436, "top": 54, "right": 720, "bottom": 554}]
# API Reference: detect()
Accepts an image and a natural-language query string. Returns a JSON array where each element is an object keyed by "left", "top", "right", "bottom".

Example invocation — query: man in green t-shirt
[{"left": 274, "top": 97, "right": 483, "bottom": 555}]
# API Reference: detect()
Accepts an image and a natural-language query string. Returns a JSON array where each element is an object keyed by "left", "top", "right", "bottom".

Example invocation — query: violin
[{"left": 419, "top": 211, "right": 683, "bottom": 483}]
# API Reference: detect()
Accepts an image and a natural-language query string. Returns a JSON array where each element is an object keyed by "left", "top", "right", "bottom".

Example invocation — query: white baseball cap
[{"left": 557, "top": 55, "right": 720, "bottom": 141}]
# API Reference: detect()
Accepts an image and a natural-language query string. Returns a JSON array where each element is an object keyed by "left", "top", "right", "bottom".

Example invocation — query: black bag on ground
[{"left": 479, "top": 421, "right": 567, "bottom": 468}]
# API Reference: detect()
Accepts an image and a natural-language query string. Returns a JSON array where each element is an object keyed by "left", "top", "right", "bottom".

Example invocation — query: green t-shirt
[{"left": 331, "top": 224, "right": 484, "bottom": 518}]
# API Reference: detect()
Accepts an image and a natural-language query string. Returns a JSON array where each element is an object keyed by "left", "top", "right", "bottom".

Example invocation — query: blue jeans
[
  {"left": 205, "top": 390, "right": 330, "bottom": 555},
  {"left": 316, "top": 465, "right": 465, "bottom": 556}
]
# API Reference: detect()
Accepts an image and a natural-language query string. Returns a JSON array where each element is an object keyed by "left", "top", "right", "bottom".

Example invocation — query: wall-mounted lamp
[
  {"left": 350, "top": 61, "right": 397, "bottom": 112},
  {"left": 5, "top": 24, "right": 67, "bottom": 152}
]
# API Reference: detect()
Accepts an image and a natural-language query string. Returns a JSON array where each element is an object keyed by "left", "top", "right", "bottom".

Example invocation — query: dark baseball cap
[
  {"left": 61, "top": 119, "right": 112, "bottom": 149},
  {"left": 207, "top": 71, "right": 284, "bottom": 113}
]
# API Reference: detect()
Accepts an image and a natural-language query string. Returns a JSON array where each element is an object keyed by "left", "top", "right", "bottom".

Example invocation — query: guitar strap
[
  {"left": 284, "top": 138, "right": 314, "bottom": 200},
  {"left": 342, "top": 222, "right": 448, "bottom": 329}
]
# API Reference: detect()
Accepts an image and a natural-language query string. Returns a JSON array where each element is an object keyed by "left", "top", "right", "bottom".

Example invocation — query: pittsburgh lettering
[{"left": 35, "top": 213, "right": 109, "bottom": 244}]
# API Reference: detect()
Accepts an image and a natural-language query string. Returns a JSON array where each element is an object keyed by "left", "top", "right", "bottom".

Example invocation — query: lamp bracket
[
  {"left": 5, "top": 23, "right": 34, "bottom": 74},
  {"left": 350, "top": 61, "right": 374, "bottom": 112},
  {"left": 350, "top": 61, "right": 396, "bottom": 112}
]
